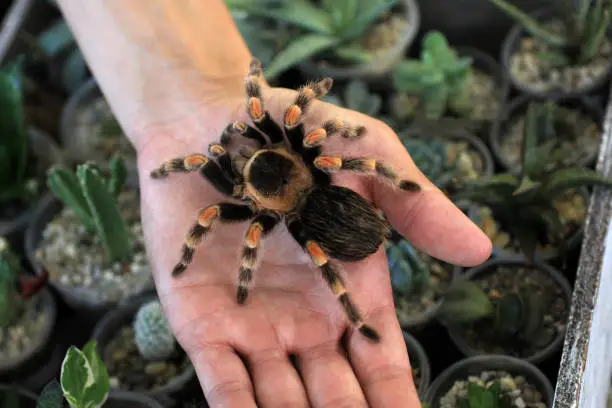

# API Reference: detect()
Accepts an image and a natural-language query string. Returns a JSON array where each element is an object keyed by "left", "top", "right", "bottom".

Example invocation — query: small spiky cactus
[
  {"left": 46, "top": 156, "right": 131, "bottom": 263},
  {"left": 133, "top": 300, "right": 177, "bottom": 361}
]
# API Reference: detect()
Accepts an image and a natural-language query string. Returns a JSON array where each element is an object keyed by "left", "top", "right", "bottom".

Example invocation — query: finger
[
  {"left": 347, "top": 306, "right": 421, "bottom": 408},
  {"left": 295, "top": 342, "right": 368, "bottom": 408},
  {"left": 190, "top": 346, "right": 257, "bottom": 408},
  {"left": 246, "top": 348, "right": 309, "bottom": 407}
]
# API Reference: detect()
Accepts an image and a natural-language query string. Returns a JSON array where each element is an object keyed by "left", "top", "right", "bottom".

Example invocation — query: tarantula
[{"left": 150, "top": 59, "right": 421, "bottom": 342}]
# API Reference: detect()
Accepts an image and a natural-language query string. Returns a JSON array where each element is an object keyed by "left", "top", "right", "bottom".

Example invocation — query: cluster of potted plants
[{"left": 1, "top": 0, "right": 611, "bottom": 406}]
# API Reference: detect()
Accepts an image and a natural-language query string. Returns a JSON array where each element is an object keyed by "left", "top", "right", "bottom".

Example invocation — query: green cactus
[
  {"left": 133, "top": 300, "right": 177, "bottom": 361},
  {"left": 457, "top": 381, "right": 512, "bottom": 408},
  {"left": 393, "top": 31, "right": 473, "bottom": 120},
  {"left": 401, "top": 138, "right": 458, "bottom": 189},
  {"left": 386, "top": 239, "right": 429, "bottom": 297},
  {"left": 0, "top": 237, "right": 24, "bottom": 329},
  {"left": 487, "top": 0, "right": 611, "bottom": 66},
  {"left": 438, "top": 281, "right": 545, "bottom": 343},
  {"left": 46, "top": 156, "right": 132, "bottom": 263}
]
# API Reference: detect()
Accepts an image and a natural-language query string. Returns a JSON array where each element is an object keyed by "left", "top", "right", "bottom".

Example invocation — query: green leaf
[
  {"left": 263, "top": 34, "right": 338, "bottom": 80},
  {"left": 37, "top": 380, "right": 64, "bottom": 408},
  {"left": 47, "top": 166, "right": 96, "bottom": 232},
  {"left": 438, "top": 281, "right": 495, "bottom": 324},
  {"left": 581, "top": 8, "right": 612, "bottom": 62},
  {"left": 334, "top": 43, "right": 373, "bottom": 63},
  {"left": 107, "top": 156, "right": 127, "bottom": 197},
  {"left": 342, "top": 0, "right": 399, "bottom": 40},
  {"left": 60, "top": 346, "right": 91, "bottom": 407},
  {"left": 81, "top": 341, "right": 110, "bottom": 408},
  {"left": 543, "top": 167, "right": 612, "bottom": 197},
  {"left": 422, "top": 31, "right": 456, "bottom": 68},
  {"left": 250, "top": 3, "right": 333, "bottom": 34},
  {"left": 535, "top": 50, "right": 570, "bottom": 67},
  {"left": 421, "top": 82, "right": 449, "bottom": 120},
  {"left": 495, "top": 293, "right": 524, "bottom": 334}
]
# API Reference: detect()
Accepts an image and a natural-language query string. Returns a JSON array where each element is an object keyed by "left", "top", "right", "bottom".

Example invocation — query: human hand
[{"left": 136, "top": 65, "right": 491, "bottom": 408}]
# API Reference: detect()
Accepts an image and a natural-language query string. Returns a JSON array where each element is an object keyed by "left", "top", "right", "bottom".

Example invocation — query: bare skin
[{"left": 56, "top": 1, "right": 492, "bottom": 407}]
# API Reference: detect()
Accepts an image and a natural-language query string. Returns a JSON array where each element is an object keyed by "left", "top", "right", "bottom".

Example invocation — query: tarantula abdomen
[{"left": 300, "top": 185, "right": 389, "bottom": 262}]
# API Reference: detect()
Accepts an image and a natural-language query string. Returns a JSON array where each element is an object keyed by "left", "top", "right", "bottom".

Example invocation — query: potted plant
[
  {"left": 403, "top": 330, "right": 431, "bottom": 397},
  {"left": 438, "top": 259, "right": 571, "bottom": 363},
  {"left": 455, "top": 112, "right": 612, "bottom": 261},
  {"left": 392, "top": 30, "right": 504, "bottom": 123},
  {"left": 91, "top": 294, "right": 197, "bottom": 406},
  {"left": 36, "top": 340, "right": 165, "bottom": 407},
  {"left": 0, "top": 237, "right": 57, "bottom": 384},
  {"left": 490, "top": 95, "right": 603, "bottom": 172},
  {"left": 0, "top": 58, "right": 64, "bottom": 246},
  {"left": 423, "top": 355, "right": 554, "bottom": 407},
  {"left": 25, "top": 156, "right": 153, "bottom": 317},
  {"left": 387, "top": 232, "right": 458, "bottom": 329},
  {"left": 323, "top": 78, "right": 384, "bottom": 117},
  {"left": 252, "top": 0, "right": 420, "bottom": 80},
  {"left": 491, "top": 0, "right": 612, "bottom": 99},
  {"left": 60, "top": 78, "right": 138, "bottom": 186}
]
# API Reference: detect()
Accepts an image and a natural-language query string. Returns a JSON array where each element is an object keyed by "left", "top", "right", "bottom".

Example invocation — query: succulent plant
[
  {"left": 133, "top": 300, "right": 177, "bottom": 361},
  {"left": 487, "top": 0, "right": 611, "bottom": 66},
  {"left": 46, "top": 156, "right": 132, "bottom": 263},
  {"left": 454, "top": 104, "right": 612, "bottom": 260},
  {"left": 324, "top": 79, "right": 382, "bottom": 117},
  {"left": 386, "top": 238, "right": 430, "bottom": 298},
  {"left": 0, "top": 237, "right": 49, "bottom": 329},
  {"left": 393, "top": 31, "right": 473, "bottom": 120},
  {"left": 438, "top": 280, "right": 545, "bottom": 343},
  {"left": 401, "top": 138, "right": 458, "bottom": 189},
  {"left": 250, "top": 0, "right": 400, "bottom": 79},
  {"left": 456, "top": 380, "right": 513, "bottom": 408}
]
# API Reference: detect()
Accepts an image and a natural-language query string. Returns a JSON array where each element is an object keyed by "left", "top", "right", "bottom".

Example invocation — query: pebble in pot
[
  {"left": 392, "top": 31, "right": 503, "bottom": 123},
  {"left": 493, "top": 0, "right": 612, "bottom": 98},
  {"left": 387, "top": 232, "right": 457, "bottom": 330},
  {"left": 437, "top": 260, "right": 571, "bottom": 363},
  {"left": 30, "top": 156, "right": 153, "bottom": 315},
  {"left": 0, "top": 237, "right": 56, "bottom": 380}
]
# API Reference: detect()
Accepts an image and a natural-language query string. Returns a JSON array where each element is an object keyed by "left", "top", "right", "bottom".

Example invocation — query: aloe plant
[
  {"left": 393, "top": 31, "right": 473, "bottom": 120},
  {"left": 454, "top": 103, "right": 612, "bottom": 260},
  {"left": 487, "top": 0, "right": 612, "bottom": 66},
  {"left": 46, "top": 157, "right": 132, "bottom": 263},
  {"left": 456, "top": 381, "right": 513, "bottom": 408},
  {"left": 249, "top": 0, "right": 400, "bottom": 79},
  {"left": 386, "top": 239, "right": 430, "bottom": 298},
  {"left": 324, "top": 79, "right": 382, "bottom": 117},
  {"left": 438, "top": 281, "right": 545, "bottom": 343}
]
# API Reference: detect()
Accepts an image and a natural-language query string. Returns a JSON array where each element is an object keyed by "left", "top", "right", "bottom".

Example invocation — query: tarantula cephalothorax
[{"left": 150, "top": 59, "right": 421, "bottom": 342}]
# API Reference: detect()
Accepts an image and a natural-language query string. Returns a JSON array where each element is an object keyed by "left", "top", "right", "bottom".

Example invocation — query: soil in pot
[
  {"left": 509, "top": 21, "right": 612, "bottom": 95},
  {"left": 454, "top": 66, "right": 502, "bottom": 121},
  {"left": 34, "top": 189, "right": 152, "bottom": 304},
  {"left": 104, "top": 325, "right": 192, "bottom": 393},
  {"left": 499, "top": 104, "right": 600, "bottom": 171},
  {"left": 451, "top": 264, "right": 568, "bottom": 359},
  {"left": 476, "top": 188, "right": 587, "bottom": 256},
  {"left": 438, "top": 370, "right": 547, "bottom": 408}
]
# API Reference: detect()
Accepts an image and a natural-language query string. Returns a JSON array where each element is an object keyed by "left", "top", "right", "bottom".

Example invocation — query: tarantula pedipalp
[{"left": 150, "top": 59, "right": 421, "bottom": 342}]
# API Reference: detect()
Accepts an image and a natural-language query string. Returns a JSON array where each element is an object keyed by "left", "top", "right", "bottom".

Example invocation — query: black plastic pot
[
  {"left": 490, "top": 94, "right": 604, "bottom": 172},
  {"left": 0, "top": 127, "right": 64, "bottom": 248},
  {"left": 105, "top": 389, "right": 166, "bottom": 408},
  {"left": 298, "top": 0, "right": 420, "bottom": 80},
  {"left": 91, "top": 293, "right": 197, "bottom": 407},
  {"left": 0, "top": 383, "right": 38, "bottom": 407},
  {"left": 60, "top": 78, "right": 138, "bottom": 187},
  {"left": 500, "top": 7, "right": 612, "bottom": 100},
  {"left": 467, "top": 187, "right": 588, "bottom": 262},
  {"left": 444, "top": 259, "right": 572, "bottom": 364},
  {"left": 0, "top": 285, "right": 57, "bottom": 384},
  {"left": 24, "top": 192, "right": 154, "bottom": 319},
  {"left": 403, "top": 331, "right": 431, "bottom": 398},
  {"left": 423, "top": 355, "right": 554, "bottom": 407}
]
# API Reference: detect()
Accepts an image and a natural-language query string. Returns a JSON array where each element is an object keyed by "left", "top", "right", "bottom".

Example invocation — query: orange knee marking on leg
[
  {"left": 246, "top": 223, "right": 263, "bottom": 249},
  {"left": 304, "top": 128, "right": 327, "bottom": 147},
  {"left": 301, "top": 87, "right": 315, "bottom": 99},
  {"left": 233, "top": 121, "right": 248, "bottom": 134},
  {"left": 284, "top": 105, "right": 302, "bottom": 127},
  {"left": 209, "top": 144, "right": 226, "bottom": 156},
  {"left": 331, "top": 279, "right": 347, "bottom": 297},
  {"left": 314, "top": 156, "right": 342, "bottom": 170},
  {"left": 184, "top": 155, "right": 207, "bottom": 169},
  {"left": 306, "top": 241, "right": 328, "bottom": 266},
  {"left": 248, "top": 97, "right": 264, "bottom": 121},
  {"left": 364, "top": 159, "right": 377, "bottom": 171},
  {"left": 198, "top": 206, "right": 220, "bottom": 227}
]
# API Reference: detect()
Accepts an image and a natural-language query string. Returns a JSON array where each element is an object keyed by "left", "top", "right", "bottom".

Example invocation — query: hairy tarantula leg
[
  {"left": 245, "top": 59, "right": 284, "bottom": 144},
  {"left": 303, "top": 119, "right": 366, "bottom": 148},
  {"left": 314, "top": 156, "right": 421, "bottom": 192},
  {"left": 208, "top": 142, "right": 242, "bottom": 184},
  {"left": 150, "top": 154, "right": 238, "bottom": 197},
  {"left": 287, "top": 220, "right": 380, "bottom": 342},
  {"left": 230, "top": 121, "right": 267, "bottom": 147},
  {"left": 236, "top": 212, "right": 281, "bottom": 304},
  {"left": 172, "top": 203, "right": 255, "bottom": 277}
]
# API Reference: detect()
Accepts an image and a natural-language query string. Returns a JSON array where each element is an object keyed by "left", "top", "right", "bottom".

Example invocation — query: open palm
[{"left": 135, "top": 77, "right": 491, "bottom": 408}]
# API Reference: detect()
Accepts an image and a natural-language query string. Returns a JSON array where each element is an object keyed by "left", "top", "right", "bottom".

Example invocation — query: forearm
[{"left": 56, "top": 0, "right": 252, "bottom": 150}]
